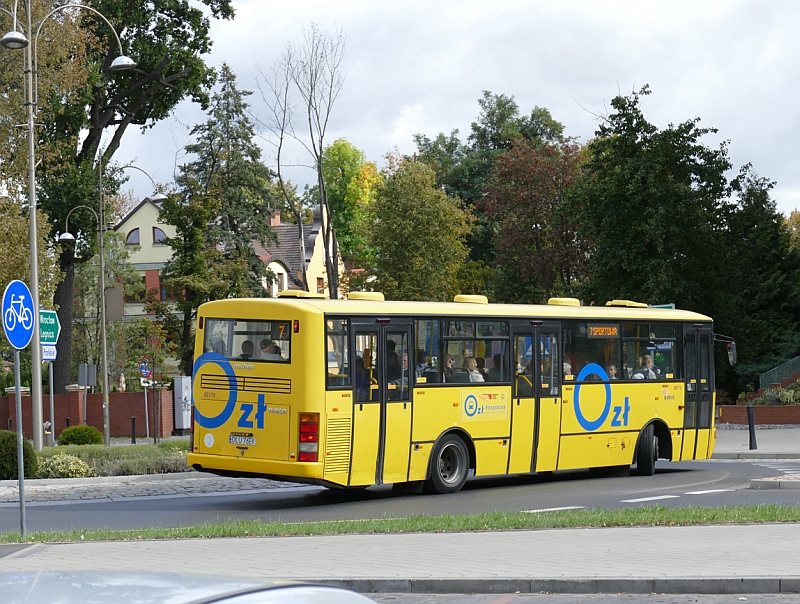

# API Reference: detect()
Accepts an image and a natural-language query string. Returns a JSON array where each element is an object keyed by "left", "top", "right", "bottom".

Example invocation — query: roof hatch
[
  {"left": 348, "top": 291, "right": 385, "bottom": 301},
  {"left": 454, "top": 295, "right": 488, "bottom": 304}
]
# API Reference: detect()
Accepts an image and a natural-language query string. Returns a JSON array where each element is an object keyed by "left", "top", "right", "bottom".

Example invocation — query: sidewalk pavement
[
  {"left": 2, "top": 524, "right": 800, "bottom": 594},
  {"left": 0, "top": 425, "right": 798, "bottom": 594}
]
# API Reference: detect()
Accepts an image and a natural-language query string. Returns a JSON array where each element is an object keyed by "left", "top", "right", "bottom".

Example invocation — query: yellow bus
[{"left": 187, "top": 293, "right": 727, "bottom": 494}]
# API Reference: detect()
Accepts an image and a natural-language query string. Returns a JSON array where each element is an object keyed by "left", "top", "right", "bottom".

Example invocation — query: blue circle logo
[
  {"left": 464, "top": 394, "right": 478, "bottom": 417},
  {"left": 2, "top": 280, "right": 34, "bottom": 350},
  {"left": 192, "top": 353, "right": 238, "bottom": 429},
  {"left": 573, "top": 363, "right": 612, "bottom": 431}
]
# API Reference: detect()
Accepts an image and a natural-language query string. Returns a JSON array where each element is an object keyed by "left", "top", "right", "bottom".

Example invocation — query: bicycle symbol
[{"left": 4, "top": 294, "right": 33, "bottom": 332}]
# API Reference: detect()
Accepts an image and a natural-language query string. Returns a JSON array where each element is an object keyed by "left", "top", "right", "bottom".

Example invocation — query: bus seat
[
  {"left": 423, "top": 369, "right": 440, "bottom": 383},
  {"left": 451, "top": 369, "right": 470, "bottom": 383}
]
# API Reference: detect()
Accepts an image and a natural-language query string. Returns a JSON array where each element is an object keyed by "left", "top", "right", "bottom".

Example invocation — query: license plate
[{"left": 229, "top": 435, "right": 256, "bottom": 446}]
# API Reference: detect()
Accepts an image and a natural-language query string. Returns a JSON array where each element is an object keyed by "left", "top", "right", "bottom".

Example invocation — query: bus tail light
[
  {"left": 298, "top": 413, "right": 319, "bottom": 462},
  {"left": 293, "top": 319, "right": 300, "bottom": 333}
]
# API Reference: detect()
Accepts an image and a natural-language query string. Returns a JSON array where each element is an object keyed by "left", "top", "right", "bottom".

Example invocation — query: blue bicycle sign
[{"left": 2, "top": 280, "right": 35, "bottom": 350}]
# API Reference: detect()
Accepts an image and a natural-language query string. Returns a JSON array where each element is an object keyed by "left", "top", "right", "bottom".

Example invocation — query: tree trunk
[{"left": 53, "top": 249, "right": 75, "bottom": 394}]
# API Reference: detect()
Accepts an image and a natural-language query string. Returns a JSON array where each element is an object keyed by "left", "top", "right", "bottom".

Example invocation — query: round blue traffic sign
[{"left": 2, "top": 280, "right": 34, "bottom": 350}]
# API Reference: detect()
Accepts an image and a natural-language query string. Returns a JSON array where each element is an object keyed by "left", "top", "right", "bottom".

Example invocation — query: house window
[
  {"left": 126, "top": 228, "right": 140, "bottom": 245},
  {"left": 153, "top": 227, "right": 166, "bottom": 244},
  {"left": 317, "top": 277, "right": 325, "bottom": 294},
  {"left": 277, "top": 273, "right": 285, "bottom": 292}
]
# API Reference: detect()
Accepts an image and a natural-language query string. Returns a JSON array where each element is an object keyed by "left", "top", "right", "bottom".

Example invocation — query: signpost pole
[
  {"left": 143, "top": 385, "right": 149, "bottom": 439},
  {"left": 14, "top": 349, "right": 26, "bottom": 538},
  {"left": 49, "top": 361, "right": 54, "bottom": 446}
]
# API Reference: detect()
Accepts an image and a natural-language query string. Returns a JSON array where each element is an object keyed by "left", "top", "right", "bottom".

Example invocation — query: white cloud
[{"left": 116, "top": 0, "right": 800, "bottom": 215}]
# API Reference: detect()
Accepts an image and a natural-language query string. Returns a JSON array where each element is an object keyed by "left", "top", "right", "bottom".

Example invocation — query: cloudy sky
[{"left": 115, "top": 0, "right": 800, "bottom": 216}]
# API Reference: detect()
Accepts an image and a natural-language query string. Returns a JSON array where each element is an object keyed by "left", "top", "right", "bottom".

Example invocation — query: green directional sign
[{"left": 39, "top": 309, "right": 61, "bottom": 345}]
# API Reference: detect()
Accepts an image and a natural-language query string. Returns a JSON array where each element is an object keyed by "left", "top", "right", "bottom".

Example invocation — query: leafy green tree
[
  {"left": 182, "top": 63, "right": 277, "bottom": 297},
  {"left": 580, "top": 86, "right": 800, "bottom": 396},
  {"left": 155, "top": 190, "right": 232, "bottom": 376},
  {"left": 414, "top": 91, "right": 564, "bottom": 287},
  {"left": 40, "top": 0, "right": 235, "bottom": 393},
  {"left": 718, "top": 170, "right": 800, "bottom": 392},
  {"left": 70, "top": 231, "right": 143, "bottom": 386},
  {"left": 321, "top": 139, "right": 379, "bottom": 266},
  {"left": 370, "top": 159, "right": 472, "bottom": 301},
  {"left": 481, "top": 139, "right": 588, "bottom": 303},
  {"left": 580, "top": 85, "right": 731, "bottom": 308}
]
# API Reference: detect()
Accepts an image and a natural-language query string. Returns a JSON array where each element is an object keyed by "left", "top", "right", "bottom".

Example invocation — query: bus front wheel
[
  {"left": 635, "top": 423, "right": 658, "bottom": 476},
  {"left": 426, "top": 434, "right": 469, "bottom": 494}
]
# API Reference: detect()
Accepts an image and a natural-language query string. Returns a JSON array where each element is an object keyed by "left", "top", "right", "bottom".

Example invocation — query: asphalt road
[{"left": 1, "top": 459, "right": 798, "bottom": 533}]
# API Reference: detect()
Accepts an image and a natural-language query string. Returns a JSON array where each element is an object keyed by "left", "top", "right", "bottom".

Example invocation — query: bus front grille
[
  {"left": 200, "top": 374, "right": 292, "bottom": 394},
  {"left": 324, "top": 417, "right": 351, "bottom": 476}
]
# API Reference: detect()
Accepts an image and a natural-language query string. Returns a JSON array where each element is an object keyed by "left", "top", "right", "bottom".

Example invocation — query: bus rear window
[{"left": 203, "top": 318, "right": 291, "bottom": 363}]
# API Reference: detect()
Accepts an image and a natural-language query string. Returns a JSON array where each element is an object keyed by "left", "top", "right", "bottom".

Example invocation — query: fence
[{"left": 760, "top": 355, "right": 800, "bottom": 390}]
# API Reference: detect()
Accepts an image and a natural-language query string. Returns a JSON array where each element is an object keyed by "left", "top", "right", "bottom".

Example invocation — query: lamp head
[
  {"left": 0, "top": 31, "right": 28, "bottom": 49},
  {"left": 109, "top": 55, "right": 136, "bottom": 71},
  {"left": 149, "top": 192, "right": 168, "bottom": 202},
  {"left": 58, "top": 232, "right": 75, "bottom": 243}
]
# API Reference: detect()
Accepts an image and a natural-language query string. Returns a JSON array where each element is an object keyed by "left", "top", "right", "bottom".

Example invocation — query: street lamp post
[
  {"left": 59, "top": 168, "right": 163, "bottom": 445},
  {"left": 1, "top": 1, "right": 135, "bottom": 450}
]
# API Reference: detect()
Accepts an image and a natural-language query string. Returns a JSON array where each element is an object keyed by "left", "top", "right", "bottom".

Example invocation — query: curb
[
  {"left": 712, "top": 453, "right": 800, "bottom": 460},
  {"left": 751, "top": 479, "right": 800, "bottom": 490},
  {"left": 316, "top": 577, "right": 800, "bottom": 595}
]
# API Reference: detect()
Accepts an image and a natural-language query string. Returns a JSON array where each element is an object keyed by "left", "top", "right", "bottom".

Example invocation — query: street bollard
[
  {"left": 131, "top": 417, "right": 136, "bottom": 445},
  {"left": 747, "top": 405, "right": 758, "bottom": 450},
  {"left": 7, "top": 418, "right": 11, "bottom": 431},
  {"left": 66, "top": 417, "right": 70, "bottom": 428}
]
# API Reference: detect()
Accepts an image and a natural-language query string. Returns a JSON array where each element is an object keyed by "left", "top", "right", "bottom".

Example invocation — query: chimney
[{"left": 270, "top": 211, "right": 281, "bottom": 227}]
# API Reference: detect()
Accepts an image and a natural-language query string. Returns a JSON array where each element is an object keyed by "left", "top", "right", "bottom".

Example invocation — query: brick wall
[
  {"left": 718, "top": 405, "right": 800, "bottom": 425},
  {"left": 2, "top": 389, "right": 174, "bottom": 439}
]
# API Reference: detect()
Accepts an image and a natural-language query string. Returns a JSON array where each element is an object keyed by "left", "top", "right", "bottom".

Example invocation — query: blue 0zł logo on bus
[
  {"left": 192, "top": 353, "right": 274, "bottom": 430},
  {"left": 573, "top": 363, "right": 630, "bottom": 431}
]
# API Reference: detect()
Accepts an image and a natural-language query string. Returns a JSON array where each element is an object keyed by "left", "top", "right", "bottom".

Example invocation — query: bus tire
[
  {"left": 635, "top": 423, "right": 657, "bottom": 476},
  {"left": 426, "top": 434, "right": 469, "bottom": 494}
]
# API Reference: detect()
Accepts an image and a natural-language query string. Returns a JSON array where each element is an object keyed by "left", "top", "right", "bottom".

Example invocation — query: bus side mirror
[{"left": 727, "top": 342, "right": 737, "bottom": 366}]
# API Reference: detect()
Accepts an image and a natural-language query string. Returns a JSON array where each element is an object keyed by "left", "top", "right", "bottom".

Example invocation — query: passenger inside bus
[
  {"left": 355, "top": 357, "right": 370, "bottom": 401},
  {"left": 464, "top": 357, "right": 484, "bottom": 382},
  {"left": 240, "top": 340, "right": 254, "bottom": 359},
  {"left": 443, "top": 354, "right": 454, "bottom": 382},
  {"left": 488, "top": 354, "right": 504, "bottom": 382}
]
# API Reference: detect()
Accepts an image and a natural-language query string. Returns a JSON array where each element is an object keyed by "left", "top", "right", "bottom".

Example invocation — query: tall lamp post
[
  {"left": 1, "top": 1, "right": 135, "bottom": 450},
  {"left": 59, "top": 167, "right": 164, "bottom": 446}
]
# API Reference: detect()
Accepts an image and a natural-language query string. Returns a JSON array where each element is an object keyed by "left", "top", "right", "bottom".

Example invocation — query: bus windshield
[{"left": 202, "top": 318, "right": 291, "bottom": 363}]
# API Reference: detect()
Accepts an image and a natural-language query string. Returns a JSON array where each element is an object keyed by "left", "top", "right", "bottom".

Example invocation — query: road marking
[
  {"left": 684, "top": 489, "right": 735, "bottom": 495},
  {"left": 620, "top": 495, "right": 680, "bottom": 503},
  {"left": 522, "top": 506, "right": 586, "bottom": 513}
]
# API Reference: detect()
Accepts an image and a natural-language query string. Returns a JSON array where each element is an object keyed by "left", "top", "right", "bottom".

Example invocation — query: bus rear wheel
[
  {"left": 635, "top": 423, "right": 658, "bottom": 476},
  {"left": 426, "top": 434, "right": 469, "bottom": 494}
]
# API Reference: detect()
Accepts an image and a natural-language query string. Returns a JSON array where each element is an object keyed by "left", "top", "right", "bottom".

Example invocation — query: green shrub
[
  {"left": 38, "top": 453, "right": 96, "bottom": 478},
  {"left": 58, "top": 425, "right": 103, "bottom": 446},
  {"left": 0, "top": 430, "right": 38, "bottom": 479}
]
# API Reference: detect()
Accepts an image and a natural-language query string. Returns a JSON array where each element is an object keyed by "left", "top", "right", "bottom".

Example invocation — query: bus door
[
  {"left": 682, "top": 324, "right": 714, "bottom": 460},
  {"left": 350, "top": 323, "right": 413, "bottom": 486},
  {"left": 508, "top": 323, "right": 561, "bottom": 474}
]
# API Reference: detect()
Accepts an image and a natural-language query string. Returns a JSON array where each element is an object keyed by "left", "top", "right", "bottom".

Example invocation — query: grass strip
[{"left": 2, "top": 504, "right": 800, "bottom": 544}]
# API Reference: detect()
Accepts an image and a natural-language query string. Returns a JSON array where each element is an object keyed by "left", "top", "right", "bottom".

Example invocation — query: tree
[
  {"left": 580, "top": 85, "right": 731, "bottom": 309},
  {"left": 259, "top": 23, "right": 346, "bottom": 298},
  {"left": 29, "top": 0, "right": 235, "bottom": 393},
  {"left": 156, "top": 190, "right": 231, "bottom": 376},
  {"left": 182, "top": 63, "right": 277, "bottom": 298},
  {"left": 718, "top": 169, "right": 800, "bottom": 392},
  {"left": 370, "top": 159, "right": 472, "bottom": 301},
  {"left": 414, "top": 92, "right": 565, "bottom": 287},
  {"left": 482, "top": 139, "right": 588, "bottom": 303},
  {"left": 70, "top": 231, "right": 142, "bottom": 384},
  {"left": 321, "top": 139, "right": 379, "bottom": 266}
]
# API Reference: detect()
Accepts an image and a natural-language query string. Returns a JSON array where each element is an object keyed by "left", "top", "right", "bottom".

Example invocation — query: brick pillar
[{"left": 64, "top": 385, "right": 86, "bottom": 428}]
